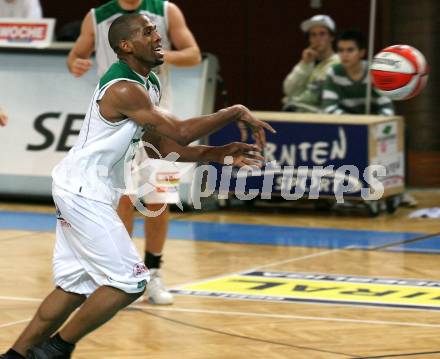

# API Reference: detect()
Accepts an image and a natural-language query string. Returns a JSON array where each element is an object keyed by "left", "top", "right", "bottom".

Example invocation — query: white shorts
[
  {"left": 52, "top": 185, "right": 149, "bottom": 296},
  {"left": 129, "top": 147, "right": 180, "bottom": 204}
]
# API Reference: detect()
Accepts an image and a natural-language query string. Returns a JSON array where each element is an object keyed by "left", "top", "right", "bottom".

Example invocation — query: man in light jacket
[{"left": 282, "top": 14, "right": 339, "bottom": 113}]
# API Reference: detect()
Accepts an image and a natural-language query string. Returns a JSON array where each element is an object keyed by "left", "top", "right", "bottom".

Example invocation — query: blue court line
[
  {"left": 0, "top": 210, "right": 436, "bottom": 253},
  {"left": 162, "top": 218, "right": 421, "bottom": 250},
  {"left": 0, "top": 211, "right": 56, "bottom": 231}
]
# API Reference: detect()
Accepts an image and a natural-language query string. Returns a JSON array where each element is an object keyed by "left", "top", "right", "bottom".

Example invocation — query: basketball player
[
  {"left": 0, "top": 13, "right": 273, "bottom": 359},
  {"left": 67, "top": 0, "right": 202, "bottom": 305}
]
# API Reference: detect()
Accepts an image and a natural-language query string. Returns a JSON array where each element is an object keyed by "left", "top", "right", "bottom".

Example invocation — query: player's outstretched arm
[
  {"left": 106, "top": 81, "right": 275, "bottom": 147},
  {"left": 143, "top": 132, "right": 264, "bottom": 167},
  {"left": 67, "top": 11, "right": 95, "bottom": 77}
]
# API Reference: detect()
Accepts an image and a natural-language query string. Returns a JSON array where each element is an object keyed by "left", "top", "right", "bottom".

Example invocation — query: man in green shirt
[{"left": 322, "top": 30, "right": 394, "bottom": 115}]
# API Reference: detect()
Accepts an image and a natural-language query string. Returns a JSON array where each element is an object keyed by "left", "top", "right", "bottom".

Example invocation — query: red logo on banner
[{"left": 0, "top": 23, "right": 47, "bottom": 42}]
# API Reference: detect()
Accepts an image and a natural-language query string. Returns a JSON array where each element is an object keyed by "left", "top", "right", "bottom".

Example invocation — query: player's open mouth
[{"left": 154, "top": 46, "right": 163, "bottom": 55}]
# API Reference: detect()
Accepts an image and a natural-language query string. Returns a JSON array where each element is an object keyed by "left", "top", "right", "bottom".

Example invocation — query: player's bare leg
[
  {"left": 117, "top": 195, "right": 135, "bottom": 235},
  {"left": 23, "top": 286, "right": 143, "bottom": 358},
  {"left": 144, "top": 204, "right": 173, "bottom": 304},
  {"left": 58, "top": 285, "right": 143, "bottom": 344},
  {"left": 10, "top": 287, "right": 85, "bottom": 356},
  {"left": 117, "top": 196, "right": 173, "bottom": 305},
  {"left": 145, "top": 203, "right": 169, "bottom": 253}
]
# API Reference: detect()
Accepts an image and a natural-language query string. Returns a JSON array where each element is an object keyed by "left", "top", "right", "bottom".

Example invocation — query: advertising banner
[
  {"left": 0, "top": 18, "right": 55, "bottom": 48},
  {"left": 208, "top": 119, "right": 370, "bottom": 198}
]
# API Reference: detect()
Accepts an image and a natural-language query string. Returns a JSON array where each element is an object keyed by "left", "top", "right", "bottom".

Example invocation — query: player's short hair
[
  {"left": 337, "top": 30, "right": 366, "bottom": 50},
  {"left": 108, "top": 13, "right": 144, "bottom": 54}
]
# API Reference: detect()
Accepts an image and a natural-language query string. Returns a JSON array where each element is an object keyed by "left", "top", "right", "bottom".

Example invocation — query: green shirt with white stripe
[{"left": 322, "top": 61, "right": 394, "bottom": 115}]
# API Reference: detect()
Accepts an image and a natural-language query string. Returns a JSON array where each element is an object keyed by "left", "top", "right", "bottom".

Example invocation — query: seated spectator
[
  {"left": 282, "top": 14, "right": 339, "bottom": 113},
  {"left": 322, "top": 30, "right": 394, "bottom": 115},
  {"left": 0, "top": 0, "right": 42, "bottom": 18}
]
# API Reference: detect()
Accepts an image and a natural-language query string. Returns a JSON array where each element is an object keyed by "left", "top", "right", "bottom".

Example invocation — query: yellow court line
[{"left": 172, "top": 248, "right": 345, "bottom": 290}]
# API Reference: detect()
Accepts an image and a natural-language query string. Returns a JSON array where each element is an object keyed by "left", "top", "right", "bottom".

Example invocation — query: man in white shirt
[
  {"left": 0, "top": 0, "right": 42, "bottom": 127},
  {"left": 0, "top": 0, "right": 42, "bottom": 18},
  {"left": 282, "top": 14, "right": 339, "bottom": 113},
  {"left": 67, "top": 0, "right": 201, "bottom": 305},
  {"left": 0, "top": 108, "right": 7, "bottom": 127}
]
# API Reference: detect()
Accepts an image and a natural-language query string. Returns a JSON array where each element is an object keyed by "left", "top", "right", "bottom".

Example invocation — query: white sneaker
[
  {"left": 401, "top": 192, "right": 418, "bottom": 207},
  {"left": 146, "top": 269, "right": 174, "bottom": 305}
]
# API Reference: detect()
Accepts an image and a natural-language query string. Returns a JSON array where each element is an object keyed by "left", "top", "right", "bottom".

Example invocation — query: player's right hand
[
  {"left": 302, "top": 47, "right": 318, "bottom": 63},
  {"left": 218, "top": 142, "right": 264, "bottom": 168},
  {"left": 70, "top": 58, "right": 93, "bottom": 77}
]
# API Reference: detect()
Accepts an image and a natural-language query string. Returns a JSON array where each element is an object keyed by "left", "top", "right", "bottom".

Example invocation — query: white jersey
[
  {"left": 92, "top": 0, "right": 172, "bottom": 110},
  {"left": 52, "top": 60, "right": 161, "bottom": 208},
  {"left": 0, "top": 0, "right": 42, "bottom": 18}
]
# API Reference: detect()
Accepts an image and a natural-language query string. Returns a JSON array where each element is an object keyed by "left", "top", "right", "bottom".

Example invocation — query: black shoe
[
  {"left": 26, "top": 342, "right": 68, "bottom": 359},
  {"left": 0, "top": 349, "right": 25, "bottom": 359},
  {"left": 26, "top": 336, "right": 74, "bottom": 359}
]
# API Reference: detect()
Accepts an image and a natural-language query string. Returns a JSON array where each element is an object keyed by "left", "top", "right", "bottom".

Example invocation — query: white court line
[
  {"left": 0, "top": 296, "right": 41, "bottom": 303},
  {"left": 0, "top": 232, "right": 34, "bottom": 242},
  {"left": 256, "top": 247, "right": 352, "bottom": 270},
  {"left": 0, "top": 318, "right": 31, "bottom": 329},
  {"left": 131, "top": 304, "right": 440, "bottom": 329},
  {"left": 1, "top": 295, "right": 440, "bottom": 330},
  {"left": 0, "top": 296, "right": 39, "bottom": 331},
  {"left": 172, "top": 247, "right": 347, "bottom": 290}
]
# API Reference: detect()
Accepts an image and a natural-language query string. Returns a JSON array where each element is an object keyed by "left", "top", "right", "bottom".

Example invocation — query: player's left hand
[
  {"left": 217, "top": 142, "right": 264, "bottom": 167},
  {"left": 237, "top": 121, "right": 248, "bottom": 142},
  {"left": 234, "top": 105, "right": 276, "bottom": 149}
]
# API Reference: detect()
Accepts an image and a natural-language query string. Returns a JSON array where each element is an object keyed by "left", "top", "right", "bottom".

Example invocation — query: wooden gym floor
[{"left": 0, "top": 190, "right": 440, "bottom": 358}]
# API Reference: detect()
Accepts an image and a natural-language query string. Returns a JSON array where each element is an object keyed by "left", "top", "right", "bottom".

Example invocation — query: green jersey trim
[
  {"left": 94, "top": 0, "right": 165, "bottom": 25},
  {"left": 99, "top": 60, "right": 145, "bottom": 90},
  {"left": 147, "top": 71, "right": 161, "bottom": 92},
  {"left": 145, "top": 0, "right": 165, "bottom": 16}
]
